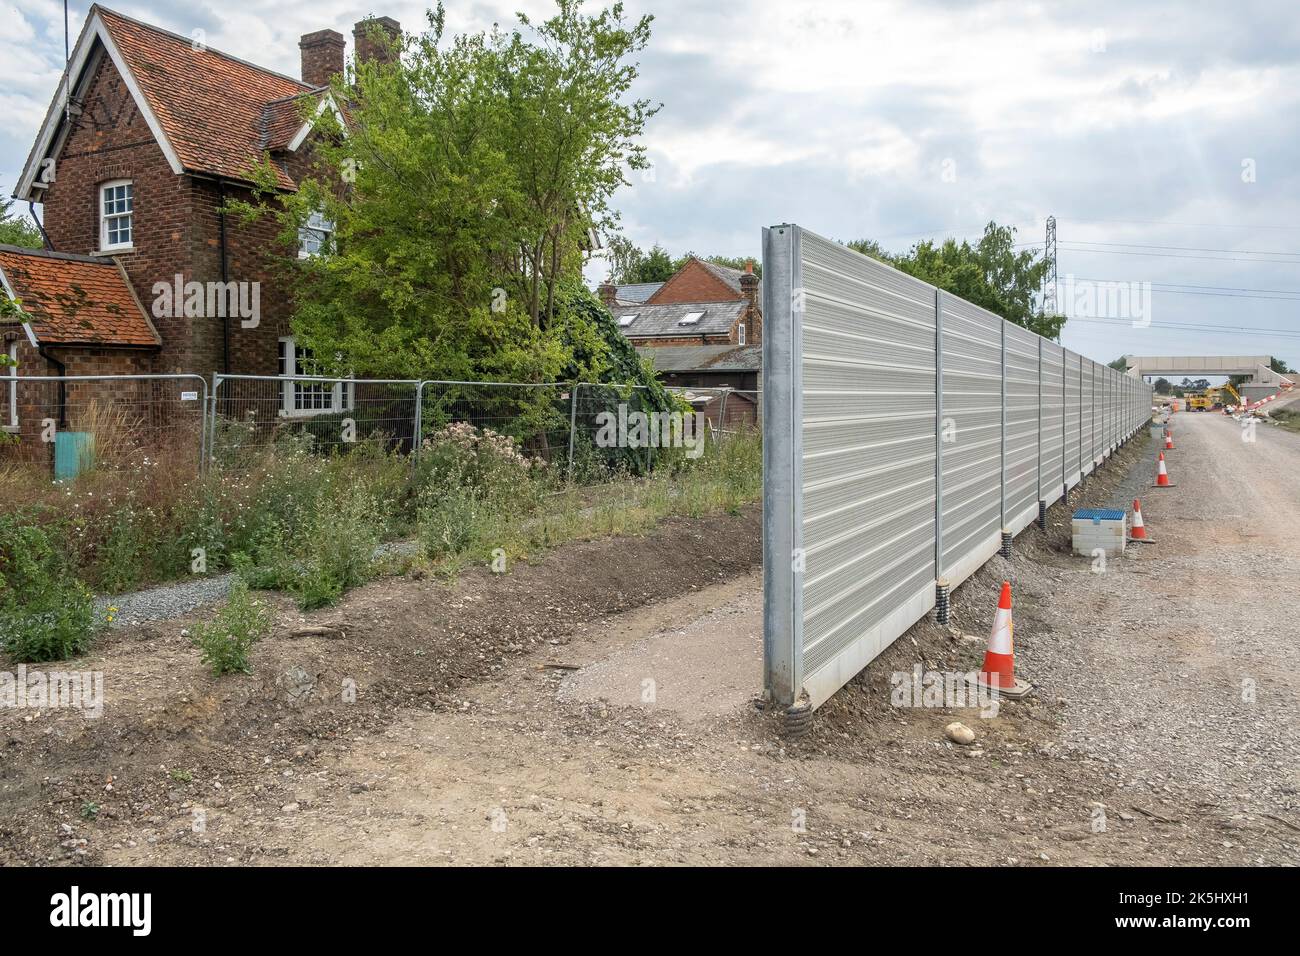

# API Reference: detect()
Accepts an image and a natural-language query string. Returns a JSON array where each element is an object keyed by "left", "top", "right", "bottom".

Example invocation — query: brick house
[
  {"left": 635, "top": 342, "right": 762, "bottom": 429},
  {"left": 3, "top": 5, "right": 399, "bottom": 455},
  {"left": 598, "top": 256, "right": 762, "bottom": 348}
]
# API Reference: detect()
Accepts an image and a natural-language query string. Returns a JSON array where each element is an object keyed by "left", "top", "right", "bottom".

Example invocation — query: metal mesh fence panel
[
  {"left": 416, "top": 381, "right": 571, "bottom": 471},
  {"left": 1, "top": 374, "right": 208, "bottom": 479},
  {"left": 211, "top": 374, "right": 419, "bottom": 467}
]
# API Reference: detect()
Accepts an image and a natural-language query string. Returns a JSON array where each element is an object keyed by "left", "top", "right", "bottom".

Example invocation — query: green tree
[
  {"left": 1153, "top": 377, "right": 1172, "bottom": 395},
  {"left": 848, "top": 223, "right": 1064, "bottom": 339},
  {"left": 0, "top": 199, "right": 42, "bottom": 249},
  {"left": 607, "top": 238, "right": 676, "bottom": 284},
  {"left": 239, "top": 1, "right": 658, "bottom": 384}
]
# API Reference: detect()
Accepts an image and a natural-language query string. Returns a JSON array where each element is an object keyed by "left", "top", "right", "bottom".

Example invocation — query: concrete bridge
[{"left": 1124, "top": 355, "right": 1295, "bottom": 404}]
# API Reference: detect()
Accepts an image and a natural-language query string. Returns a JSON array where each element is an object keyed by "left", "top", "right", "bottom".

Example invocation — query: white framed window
[
  {"left": 278, "top": 336, "right": 353, "bottom": 417},
  {"left": 677, "top": 310, "right": 704, "bottom": 326},
  {"left": 618, "top": 313, "right": 638, "bottom": 328},
  {"left": 3, "top": 340, "right": 17, "bottom": 432},
  {"left": 737, "top": 322, "right": 746, "bottom": 345},
  {"left": 298, "top": 210, "right": 335, "bottom": 258},
  {"left": 100, "top": 180, "right": 134, "bottom": 250}
]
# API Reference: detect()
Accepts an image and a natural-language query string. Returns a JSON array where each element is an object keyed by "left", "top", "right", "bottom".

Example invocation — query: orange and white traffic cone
[
  {"left": 1164, "top": 429, "right": 1174, "bottom": 450},
  {"left": 974, "top": 582, "right": 1032, "bottom": 699},
  {"left": 1154, "top": 452, "right": 1175, "bottom": 487},
  {"left": 1128, "top": 498, "right": 1153, "bottom": 542}
]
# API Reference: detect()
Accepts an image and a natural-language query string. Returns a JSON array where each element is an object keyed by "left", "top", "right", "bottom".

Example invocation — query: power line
[
  {"left": 1056, "top": 246, "right": 1300, "bottom": 266},
  {"left": 1060, "top": 216, "right": 1300, "bottom": 232},
  {"left": 1063, "top": 278, "right": 1300, "bottom": 303},
  {"left": 1072, "top": 277, "right": 1300, "bottom": 296},
  {"left": 1060, "top": 243, "right": 1300, "bottom": 261},
  {"left": 1063, "top": 315, "right": 1300, "bottom": 338}
]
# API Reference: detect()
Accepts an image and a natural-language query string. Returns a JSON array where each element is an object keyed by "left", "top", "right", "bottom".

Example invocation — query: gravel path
[
  {"left": 95, "top": 572, "right": 236, "bottom": 628},
  {"left": 94, "top": 539, "right": 421, "bottom": 628},
  {"left": 1030, "top": 411, "right": 1300, "bottom": 816}
]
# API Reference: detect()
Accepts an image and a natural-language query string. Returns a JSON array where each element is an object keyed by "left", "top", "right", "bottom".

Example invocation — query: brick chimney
[
  {"left": 300, "top": 29, "right": 345, "bottom": 87},
  {"left": 354, "top": 16, "right": 402, "bottom": 65},
  {"left": 739, "top": 260, "right": 761, "bottom": 343},
  {"left": 598, "top": 282, "right": 618, "bottom": 309},
  {"left": 739, "top": 259, "right": 759, "bottom": 312}
]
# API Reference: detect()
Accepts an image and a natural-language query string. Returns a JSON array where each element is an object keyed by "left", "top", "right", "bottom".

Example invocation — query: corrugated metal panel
[
  {"left": 1081, "top": 356, "right": 1092, "bottom": 465},
  {"left": 1064, "top": 349, "right": 1082, "bottom": 483},
  {"left": 1003, "top": 323, "right": 1039, "bottom": 530},
  {"left": 797, "top": 232, "right": 937, "bottom": 681},
  {"left": 762, "top": 223, "right": 1154, "bottom": 711},
  {"left": 1039, "top": 341, "right": 1064, "bottom": 501},
  {"left": 939, "top": 295, "right": 1002, "bottom": 574}
]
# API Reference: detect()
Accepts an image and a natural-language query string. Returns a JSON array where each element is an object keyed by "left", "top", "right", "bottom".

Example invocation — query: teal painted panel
[{"left": 54, "top": 431, "right": 95, "bottom": 481}]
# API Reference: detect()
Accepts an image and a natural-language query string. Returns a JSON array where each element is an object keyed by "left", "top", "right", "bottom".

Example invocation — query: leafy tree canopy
[
  {"left": 0, "top": 199, "right": 42, "bottom": 249},
  {"left": 847, "top": 222, "right": 1065, "bottom": 340},
  {"left": 605, "top": 238, "right": 761, "bottom": 285},
  {"left": 236, "top": 1, "right": 660, "bottom": 386}
]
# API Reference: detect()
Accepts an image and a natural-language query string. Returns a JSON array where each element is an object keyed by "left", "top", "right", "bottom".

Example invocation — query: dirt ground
[{"left": 2, "top": 413, "right": 1298, "bottom": 866}]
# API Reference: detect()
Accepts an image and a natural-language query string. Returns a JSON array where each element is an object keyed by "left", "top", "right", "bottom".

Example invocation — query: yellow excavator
[
  {"left": 1205, "top": 383, "right": 1245, "bottom": 410},
  {"left": 1186, "top": 390, "right": 1213, "bottom": 411}
]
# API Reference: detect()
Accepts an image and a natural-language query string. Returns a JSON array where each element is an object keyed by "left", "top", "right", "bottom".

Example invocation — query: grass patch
[
  {"left": 1271, "top": 408, "right": 1300, "bottom": 433},
  {"left": 415, "top": 429, "right": 762, "bottom": 575}
]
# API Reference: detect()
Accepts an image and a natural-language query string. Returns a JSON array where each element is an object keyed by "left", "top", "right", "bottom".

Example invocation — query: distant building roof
[
  {"left": 0, "top": 245, "right": 161, "bottom": 348},
  {"left": 637, "top": 344, "right": 762, "bottom": 373},
  {"left": 614, "top": 281, "right": 663, "bottom": 304},
  {"left": 614, "top": 299, "right": 746, "bottom": 340}
]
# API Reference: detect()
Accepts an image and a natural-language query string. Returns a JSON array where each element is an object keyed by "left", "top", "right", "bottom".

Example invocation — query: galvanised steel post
[
  {"left": 1037, "top": 337, "right": 1044, "bottom": 527},
  {"left": 934, "top": 288, "right": 945, "bottom": 586},
  {"left": 567, "top": 383, "right": 579, "bottom": 477},
  {"left": 1000, "top": 317, "right": 1008, "bottom": 534},
  {"left": 412, "top": 380, "right": 426, "bottom": 468},
  {"left": 761, "top": 224, "right": 800, "bottom": 708}
]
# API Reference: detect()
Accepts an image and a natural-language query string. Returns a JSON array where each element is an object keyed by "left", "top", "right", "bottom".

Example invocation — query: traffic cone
[
  {"left": 1154, "top": 452, "right": 1175, "bottom": 487},
  {"left": 1129, "top": 498, "right": 1153, "bottom": 542},
  {"left": 1164, "top": 429, "right": 1174, "bottom": 450},
  {"left": 973, "top": 582, "right": 1031, "bottom": 699}
]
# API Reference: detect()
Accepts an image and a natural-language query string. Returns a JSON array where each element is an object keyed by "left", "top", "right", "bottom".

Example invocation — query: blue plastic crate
[{"left": 1073, "top": 508, "right": 1124, "bottom": 523}]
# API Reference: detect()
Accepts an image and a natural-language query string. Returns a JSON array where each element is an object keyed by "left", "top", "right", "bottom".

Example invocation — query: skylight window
[
  {"left": 618, "top": 313, "right": 638, "bottom": 327},
  {"left": 678, "top": 311, "right": 705, "bottom": 326}
]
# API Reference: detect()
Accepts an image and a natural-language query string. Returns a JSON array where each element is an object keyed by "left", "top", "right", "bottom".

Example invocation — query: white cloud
[{"left": 3, "top": 0, "right": 1299, "bottom": 362}]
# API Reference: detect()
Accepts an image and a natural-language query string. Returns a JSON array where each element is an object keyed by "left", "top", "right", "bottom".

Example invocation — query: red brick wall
[
  {"left": 646, "top": 259, "right": 741, "bottom": 305},
  {"left": 39, "top": 51, "right": 309, "bottom": 379},
  {"left": 41, "top": 53, "right": 185, "bottom": 372},
  {"left": 0, "top": 337, "right": 158, "bottom": 467}
]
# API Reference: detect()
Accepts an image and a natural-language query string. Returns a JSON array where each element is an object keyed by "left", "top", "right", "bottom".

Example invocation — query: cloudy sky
[{"left": 3, "top": 0, "right": 1299, "bottom": 373}]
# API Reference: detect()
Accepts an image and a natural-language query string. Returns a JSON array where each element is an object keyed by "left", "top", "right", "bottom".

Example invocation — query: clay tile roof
[
  {"left": 0, "top": 246, "right": 160, "bottom": 348},
  {"left": 98, "top": 7, "right": 316, "bottom": 189},
  {"left": 261, "top": 94, "right": 317, "bottom": 151}
]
